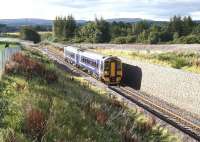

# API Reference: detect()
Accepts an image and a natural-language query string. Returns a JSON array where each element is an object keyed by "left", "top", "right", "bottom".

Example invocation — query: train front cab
[{"left": 102, "top": 57, "right": 122, "bottom": 85}]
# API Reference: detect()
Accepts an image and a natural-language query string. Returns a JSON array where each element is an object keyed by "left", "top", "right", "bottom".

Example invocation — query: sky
[{"left": 0, "top": 0, "right": 200, "bottom": 21}]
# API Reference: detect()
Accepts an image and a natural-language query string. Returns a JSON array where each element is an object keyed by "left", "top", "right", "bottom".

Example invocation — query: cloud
[{"left": 0, "top": 0, "right": 200, "bottom": 20}]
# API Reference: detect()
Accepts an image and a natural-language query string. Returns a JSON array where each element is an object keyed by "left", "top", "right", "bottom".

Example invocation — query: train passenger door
[
  {"left": 110, "top": 62, "right": 116, "bottom": 77},
  {"left": 110, "top": 61, "right": 117, "bottom": 82}
]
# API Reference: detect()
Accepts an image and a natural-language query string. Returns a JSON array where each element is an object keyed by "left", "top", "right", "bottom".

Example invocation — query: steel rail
[{"left": 109, "top": 86, "right": 200, "bottom": 141}]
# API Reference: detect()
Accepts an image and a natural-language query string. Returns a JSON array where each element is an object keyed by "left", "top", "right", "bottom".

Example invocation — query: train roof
[
  {"left": 79, "top": 50, "right": 104, "bottom": 60},
  {"left": 64, "top": 46, "right": 121, "bottom": 61},
  {"left": 64, "top": 46, "right": 78, "bottom": 53}
]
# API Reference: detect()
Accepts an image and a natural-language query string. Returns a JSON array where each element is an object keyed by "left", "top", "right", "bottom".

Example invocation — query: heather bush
[
  {"left": 25, "top": 108, "right": 46, "bottom": 141},
  {"left": 6, "top": 52, "right": 58, "bottom": 83}
]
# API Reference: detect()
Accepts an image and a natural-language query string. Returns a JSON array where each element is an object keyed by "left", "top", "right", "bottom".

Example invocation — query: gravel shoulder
[
  {"left": 75, "top": 43, "right": 200, "bottom": 54},
  {"left": 121, "top": 57, "right": 200, "bottom": 116}
]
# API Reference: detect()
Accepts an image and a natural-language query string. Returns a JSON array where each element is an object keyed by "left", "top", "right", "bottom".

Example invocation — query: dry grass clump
[
  {"left": 96, "top": 111, "right": 108, "bottom": 125},
  {"left": 4, "top": 129, "right": 18, "bottom": 142},
  {"left": 109, "top": 98, "right": 124, "bottom": 109},
  {"left": 135, "top": 115, "right": 156, "bottom": 134}
]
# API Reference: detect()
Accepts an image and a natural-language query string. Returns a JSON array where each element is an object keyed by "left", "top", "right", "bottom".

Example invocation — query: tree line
[{"left": 53, "top": 15, "right": 200, "bottom": 44}]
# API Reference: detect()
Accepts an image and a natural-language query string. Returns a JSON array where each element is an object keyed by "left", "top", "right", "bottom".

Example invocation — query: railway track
[
  {"left": 109, "top": 86, "right": 200, "bottom": 141},
  {"left": 28, "top": 45, "right": 200, "bottom": 141}
]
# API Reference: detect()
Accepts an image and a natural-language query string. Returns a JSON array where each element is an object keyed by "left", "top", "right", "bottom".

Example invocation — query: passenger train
[{"left": 64, "top": 46, "right": 122, "bottom": 85}]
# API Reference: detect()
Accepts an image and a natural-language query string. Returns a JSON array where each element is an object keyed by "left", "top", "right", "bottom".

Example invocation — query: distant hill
[
  {"left": 0, "top": 18, "right": 52, "bottom": 26},
  {"left": 106, "top": 18, "right": 150, "bottom": 23},
  {"left": 0, "top": 18, "right": 157, "bottom": 27},
  {"left": 0, "top": 18, "right": 200, "bottom": 27},
  {"left": 0, "top": 18, "right": 87, "bottom": 27},
  {"left": 1, "top": 18, "right": 199, "bottom": 27}
]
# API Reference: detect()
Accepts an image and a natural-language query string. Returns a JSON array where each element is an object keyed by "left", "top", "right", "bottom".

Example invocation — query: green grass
[
  {"left": 93, "top": 49, "right": 200, "bottom": 74},
  {"left": 0, "top": 44, "right": 5, "bottom": 50},
  {"left": 0, "top": 49, "right": 181, "bottom": 142},
  {"left": 0, "top": 42, "right": 20, "bottom": 51}
]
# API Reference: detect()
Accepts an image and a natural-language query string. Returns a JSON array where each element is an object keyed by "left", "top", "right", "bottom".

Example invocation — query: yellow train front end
[{"left": 102, "top": 57, "right": 122, "bottom": 85}]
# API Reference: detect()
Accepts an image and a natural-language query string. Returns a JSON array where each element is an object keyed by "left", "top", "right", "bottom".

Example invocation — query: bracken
[{"left": 25, "top": 108, "right": 46, "bottom": 141}]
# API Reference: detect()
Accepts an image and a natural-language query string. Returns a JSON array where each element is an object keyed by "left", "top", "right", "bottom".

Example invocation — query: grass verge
[
  {"left": 93, "top": 48, "right": 200, "bottom": 74},
  {"left": 0, "top": 48, "right": 181, "bottom": 142},
  {"left": 0, "top": 42, "right": 21, "bottom": 50}
]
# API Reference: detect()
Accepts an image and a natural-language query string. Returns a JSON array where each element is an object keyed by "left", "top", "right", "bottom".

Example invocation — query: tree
[
  {"left": 79, "top": 22, "right": 97, "bottom": 43},
  {"left": 53, "top": 16, "right": 64, "bottom": 38},
  {"left": 79, "top": 18, "right": 111, "bottom": 43},
  {"left": 20, "top": 27, "right": 41, "bottom": 43},
  {"left": 168, "top": 16, "right": 184, "bottom": 36},
  {"left": 137, "top": 30, "right": 149, "bottom": 43},
  {"left": 53, "top": 15, "right": 76, "bottom": 39},
  {"left": 133, "top": 20, "right": 149, "bottom": 35},
  {"left": 64, "top": 15, "right": 76, "bottom": 38},
  {"left": 149, "top": 32, "right": 160, "bottom": 44},
  {"left": 183, "top": 16, "right": 195, "bottom": 35},
  {"left": 193, "top": 24, "right": 200, "bottom": 34},
  {"left": 110, "top": 22, "right": 132, "bottom": 38},
  {"left": 95, "top": 18, "right": 111, "bottom": 43}
]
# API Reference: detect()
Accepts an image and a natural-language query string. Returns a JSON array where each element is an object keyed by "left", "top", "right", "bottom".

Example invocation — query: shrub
[
  {"left": 5, "top": 61, "right": 19, "bottom": 74},
  {"left": 112, "top": 36, "right": 127, "bottom": 44},
  {"left": 20, "top": 27, "right": 41, "bottom": 43},
  {"left": 148, "top": 32, "right": 160, "bottom": 44},
  {"left": 11, "top": 53, "right": 45, "bottom": 78},
  {"left": 174, "top": 34, "right": 200, "bottom": 44},
  {"left": 40, "top": 32, "right": 52, "bottom": 41},
  {"left": 135, "top": 116, "right": 156, "bottom": 134},
  {"left": 112, "top": 36, "right": 137, "bottom": 44},
  {"left": 7, "top": 53, "right": 58, "bottom": 83},
  {"left": 126, "top": 36, "right": 137, "bottom": 43},
  {"left": 172, "top": 58, "right": 188, "bottom": 69},
  {"left": 25, "top": 108, "right": 46, "bottom": 141},
  {"left": 44, "top": 69, "right": 58, "bottom": 84}
]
